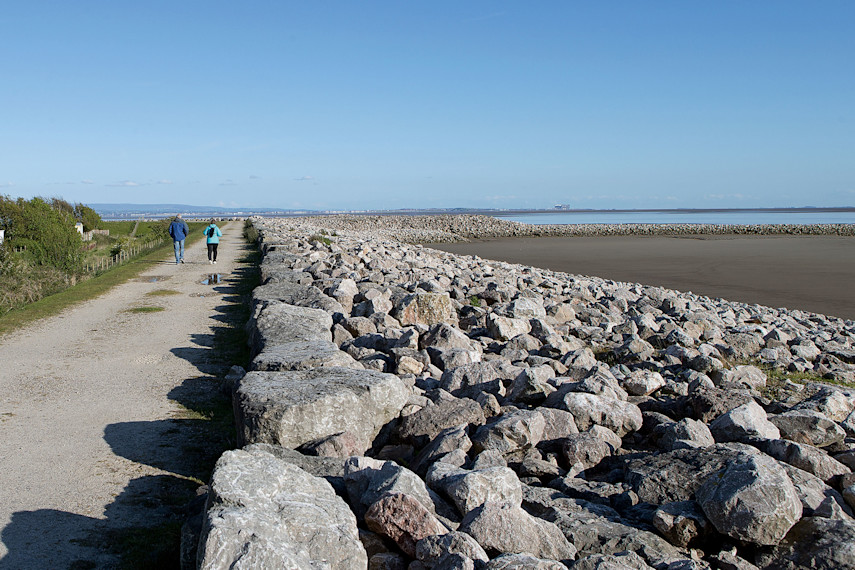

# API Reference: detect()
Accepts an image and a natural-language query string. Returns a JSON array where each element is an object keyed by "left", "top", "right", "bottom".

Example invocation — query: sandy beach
[{"left": 430, "top": 234, "right": 855, "bottom": 321}]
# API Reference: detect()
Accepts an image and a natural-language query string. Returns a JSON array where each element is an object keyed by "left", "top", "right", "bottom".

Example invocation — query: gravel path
[{"left": 0, "top": 224, "right": 245, "bottom": 569}]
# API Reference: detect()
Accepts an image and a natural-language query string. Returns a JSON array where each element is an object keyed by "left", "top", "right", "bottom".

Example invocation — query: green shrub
[
  {"left": 0, "top": 196, "right": 83, "bottom": 272},
  {"left": 243, "top": 219, "right": 259, "bottom": 243},
  {"left": 74, "top": 203, "right": 102, "bottom": 231}
]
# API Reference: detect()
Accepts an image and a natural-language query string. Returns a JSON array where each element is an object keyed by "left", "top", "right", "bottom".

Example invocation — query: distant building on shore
[{"left": 554, "top": 204, "right": 572, "bottom": 210}]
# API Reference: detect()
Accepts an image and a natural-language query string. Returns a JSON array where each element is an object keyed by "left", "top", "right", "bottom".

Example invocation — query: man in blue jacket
[{"left": 168, "top": 214, "right": 190, "bottom": 264}]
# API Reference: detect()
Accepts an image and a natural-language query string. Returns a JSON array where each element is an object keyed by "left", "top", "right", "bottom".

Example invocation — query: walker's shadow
[{"left": 0, "top": 474, "right": 197, "bottom": 569}]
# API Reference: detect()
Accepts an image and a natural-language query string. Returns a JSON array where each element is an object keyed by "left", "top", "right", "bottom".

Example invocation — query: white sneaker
[
  {"left": 209, "top": 260, "right": 213, "bottom": 264},
  {"left": 213, "top": 261, "right": 217, "bottom": 264}
]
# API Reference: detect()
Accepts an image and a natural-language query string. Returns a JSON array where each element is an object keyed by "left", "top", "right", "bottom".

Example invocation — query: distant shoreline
[{"left": 93, "top": 203, "right": 855, "bottom": 220}]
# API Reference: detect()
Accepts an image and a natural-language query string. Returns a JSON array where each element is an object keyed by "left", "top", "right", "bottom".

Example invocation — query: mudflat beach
[{"left": 430, "top": 234, "right": 855, "bottom": 321}]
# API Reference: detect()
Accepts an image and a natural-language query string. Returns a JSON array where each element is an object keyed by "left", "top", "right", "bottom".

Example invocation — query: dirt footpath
[{"left": 0, "top": 224, "right": 248, "bottom": 569}]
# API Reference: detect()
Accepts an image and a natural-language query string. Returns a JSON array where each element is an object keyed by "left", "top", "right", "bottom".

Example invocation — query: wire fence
[{"left": 83, "top": 237, "right": 166, "bottom": 274}]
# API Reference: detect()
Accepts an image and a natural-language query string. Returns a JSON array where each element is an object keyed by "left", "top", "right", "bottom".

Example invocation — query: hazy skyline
[{"left": 2, "top": 2, "right": 853, "bottom": 211}]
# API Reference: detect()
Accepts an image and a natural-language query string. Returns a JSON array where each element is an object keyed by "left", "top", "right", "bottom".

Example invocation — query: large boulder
[
  {"left": 196, "top": 447, "right": 366, "bottom": 569},
  {"left": 621, "top": 370, "right": 666, "bottom": 397},
  {"left": 471, "top": 410, "right": 546, "bottom": 455},
  {"left": 364, "top": 492, "right": 449, "bottom": 558},
  {"left": 624, "top": 445, "right": 750, "bottom": 504},
  {"left": 543, "top": 508, "right": 685, "bottom": 568},
  {"left": 243, "top": 443, "right": 348, "bottom": 495},
  {"left": 397, "top": 397, "right": 485, "bottom": 448},
  {"left": 420, "top": 323, "right": 478, "bottom": 353},
  {"left": 327, "top": 277, "right": 359, "bottom": 311},
  {"left": 459, "top": 502, "right": 576, "bottom": 562},
  {"left": 411, "top": 425, "right": 473, "bottom": 476},
  {"left": 562, "top": 431, "right": 613, "bottom": 470},
  {"left": 548, "top": 392, "right": 642, "bottom": 437},
  {"left": 250, "top": 281, "right": 327, "bottom": 310},
  {"left": 234, "top": 368, "right": 408, "bottom": 451},
  {"left": 708, "top": 400, "right": 781, "bottom": 442},
  {"left": 696, "top": 453, "right": 802, "bottom": 545},
  {"left": 779, "top": 462, "right": 854, "bottom": 519},
  {"left": 250, "top": 339, "right": 362, "bottom": 371},
  {"left": 486, "top": 313, "right": 532, "bottom": 341},
  {"left": 655, "top": 418, "right": 715, "bottom": 451},
  {"left": 795, "top": 387, "right": 855, "bottom": 422},
  {"left": 248, "top": 302, "right": 333, "bottom": 357},
  {"left": 507, "top": 296, "right": 547, "bottom": 319},
  {"left": 427, "top": 463, "right": 523, "bottom": 516},
  {"left": 441, "top": 360, "right": 521, "bottom": 399},
  {"left": 756, "top": 517, "right": 855, "bottom": 569},
  {"left": 748, "top": 437, "right": 851, "bottom": 483},
  {"left": 713, "top": 364, "right": 767, "bottom": 390},
  {"left": 394, "top": 292, "right": 456, "bottom": 326},
  {"left": 415, "top": 531, "right": 489, "bottom": 567},
  {"left": 508, "top": 365, "right": 557, "bottom": 405},
  {"left": 344, "top": 456, "right": 455, "bottom": 523},
  {"left": 769, "top": 409, "right": 846, "bottom": 448},
  {"left": 485, "top": 554, "right": 570, "bottom": 569},
  {"left": 689, "top": 386, "right": 753, "bottom": 422},
  {"left": 571, "top": 552, "right": 654, "bottom": 570},
  {"left": 538, "top": 407, "right": 580, "bottom": 445}
]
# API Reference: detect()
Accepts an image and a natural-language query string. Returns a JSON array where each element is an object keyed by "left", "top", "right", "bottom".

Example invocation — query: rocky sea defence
[
  {"left": 189, "top": 215, "right": 855, "bottom": 569},
  {"left": 253, "top": 213, "right": 855, "bottom": 243}
]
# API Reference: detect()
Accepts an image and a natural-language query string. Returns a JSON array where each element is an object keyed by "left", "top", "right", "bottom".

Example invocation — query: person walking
[
  {"left": 204, "top": 218, "right": 223, "bottom": 264},
  {"left": 168, "top": 214, "right": 190, "bottom": 264}
]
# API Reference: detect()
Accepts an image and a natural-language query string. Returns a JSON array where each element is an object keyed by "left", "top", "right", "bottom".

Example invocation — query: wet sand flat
[{"left": 430, "top": 235, "right": 855, "bottom": 321}]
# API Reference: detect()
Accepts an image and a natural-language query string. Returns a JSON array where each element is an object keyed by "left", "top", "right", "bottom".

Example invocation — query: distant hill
[
  {"left": 90, "top": 203, "right": 309, "bottom": 219},
  {"left": 91, "top": 203, "right": 231, "bottom": 215}
]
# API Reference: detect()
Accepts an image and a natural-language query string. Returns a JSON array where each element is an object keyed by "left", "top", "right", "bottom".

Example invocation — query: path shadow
[
  {"left": 168, "top": 258, "right": 252, "bottom": 376},
  {"left": 0, "top": 474, "right": 197, "bottom": 570},
  {"left": 104, "top": 377, "right": 234, "bottom": 481}
]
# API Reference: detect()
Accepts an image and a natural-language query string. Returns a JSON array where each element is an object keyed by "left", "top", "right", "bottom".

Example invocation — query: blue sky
[{"left": 1, "top": 1, "right": 853, "bottom": 210}]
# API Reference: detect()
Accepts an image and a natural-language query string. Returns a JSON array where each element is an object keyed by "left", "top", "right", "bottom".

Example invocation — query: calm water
[{"left": 497, "top": 210, "right": 855, "bottom": 225}]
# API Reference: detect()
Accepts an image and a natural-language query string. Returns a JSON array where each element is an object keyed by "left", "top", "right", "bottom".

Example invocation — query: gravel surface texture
[{"left": 0, "top": 224, "right": 245, "bottom": 568}]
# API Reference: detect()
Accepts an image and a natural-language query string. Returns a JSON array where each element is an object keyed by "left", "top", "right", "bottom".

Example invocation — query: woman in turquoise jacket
[{"left": 204, "top": 219, "right": 223, "bottom": 264}]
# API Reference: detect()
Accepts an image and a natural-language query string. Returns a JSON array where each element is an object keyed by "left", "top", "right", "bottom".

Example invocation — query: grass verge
[
  {"left": 125, "top": 306, "right": 165, "bottom": 314},
  {"left": 145, "top": 289, "right": 181, "bottom": 297}
]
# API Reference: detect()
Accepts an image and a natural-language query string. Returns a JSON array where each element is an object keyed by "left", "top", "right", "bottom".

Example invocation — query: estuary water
[{"left": 496, "top": 210, "right": 855, "bottom": 225}]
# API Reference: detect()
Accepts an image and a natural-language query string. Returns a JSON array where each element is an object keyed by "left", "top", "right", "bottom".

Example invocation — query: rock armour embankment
[
  {"left": 190, "top": 215, "right": 855, "bottom": 569},
  {"left": 272, "top": 213, "right": 855, "bottom": 243}
]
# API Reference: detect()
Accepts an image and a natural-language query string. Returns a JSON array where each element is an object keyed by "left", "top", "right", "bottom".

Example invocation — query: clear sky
[{"left": 2, "top": 1, "right": 853, "bottom": 211}]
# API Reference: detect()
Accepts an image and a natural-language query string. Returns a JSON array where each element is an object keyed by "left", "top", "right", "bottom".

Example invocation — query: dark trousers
[{"left": 207, "top": 243, "right": 219, "bottom": 261}]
